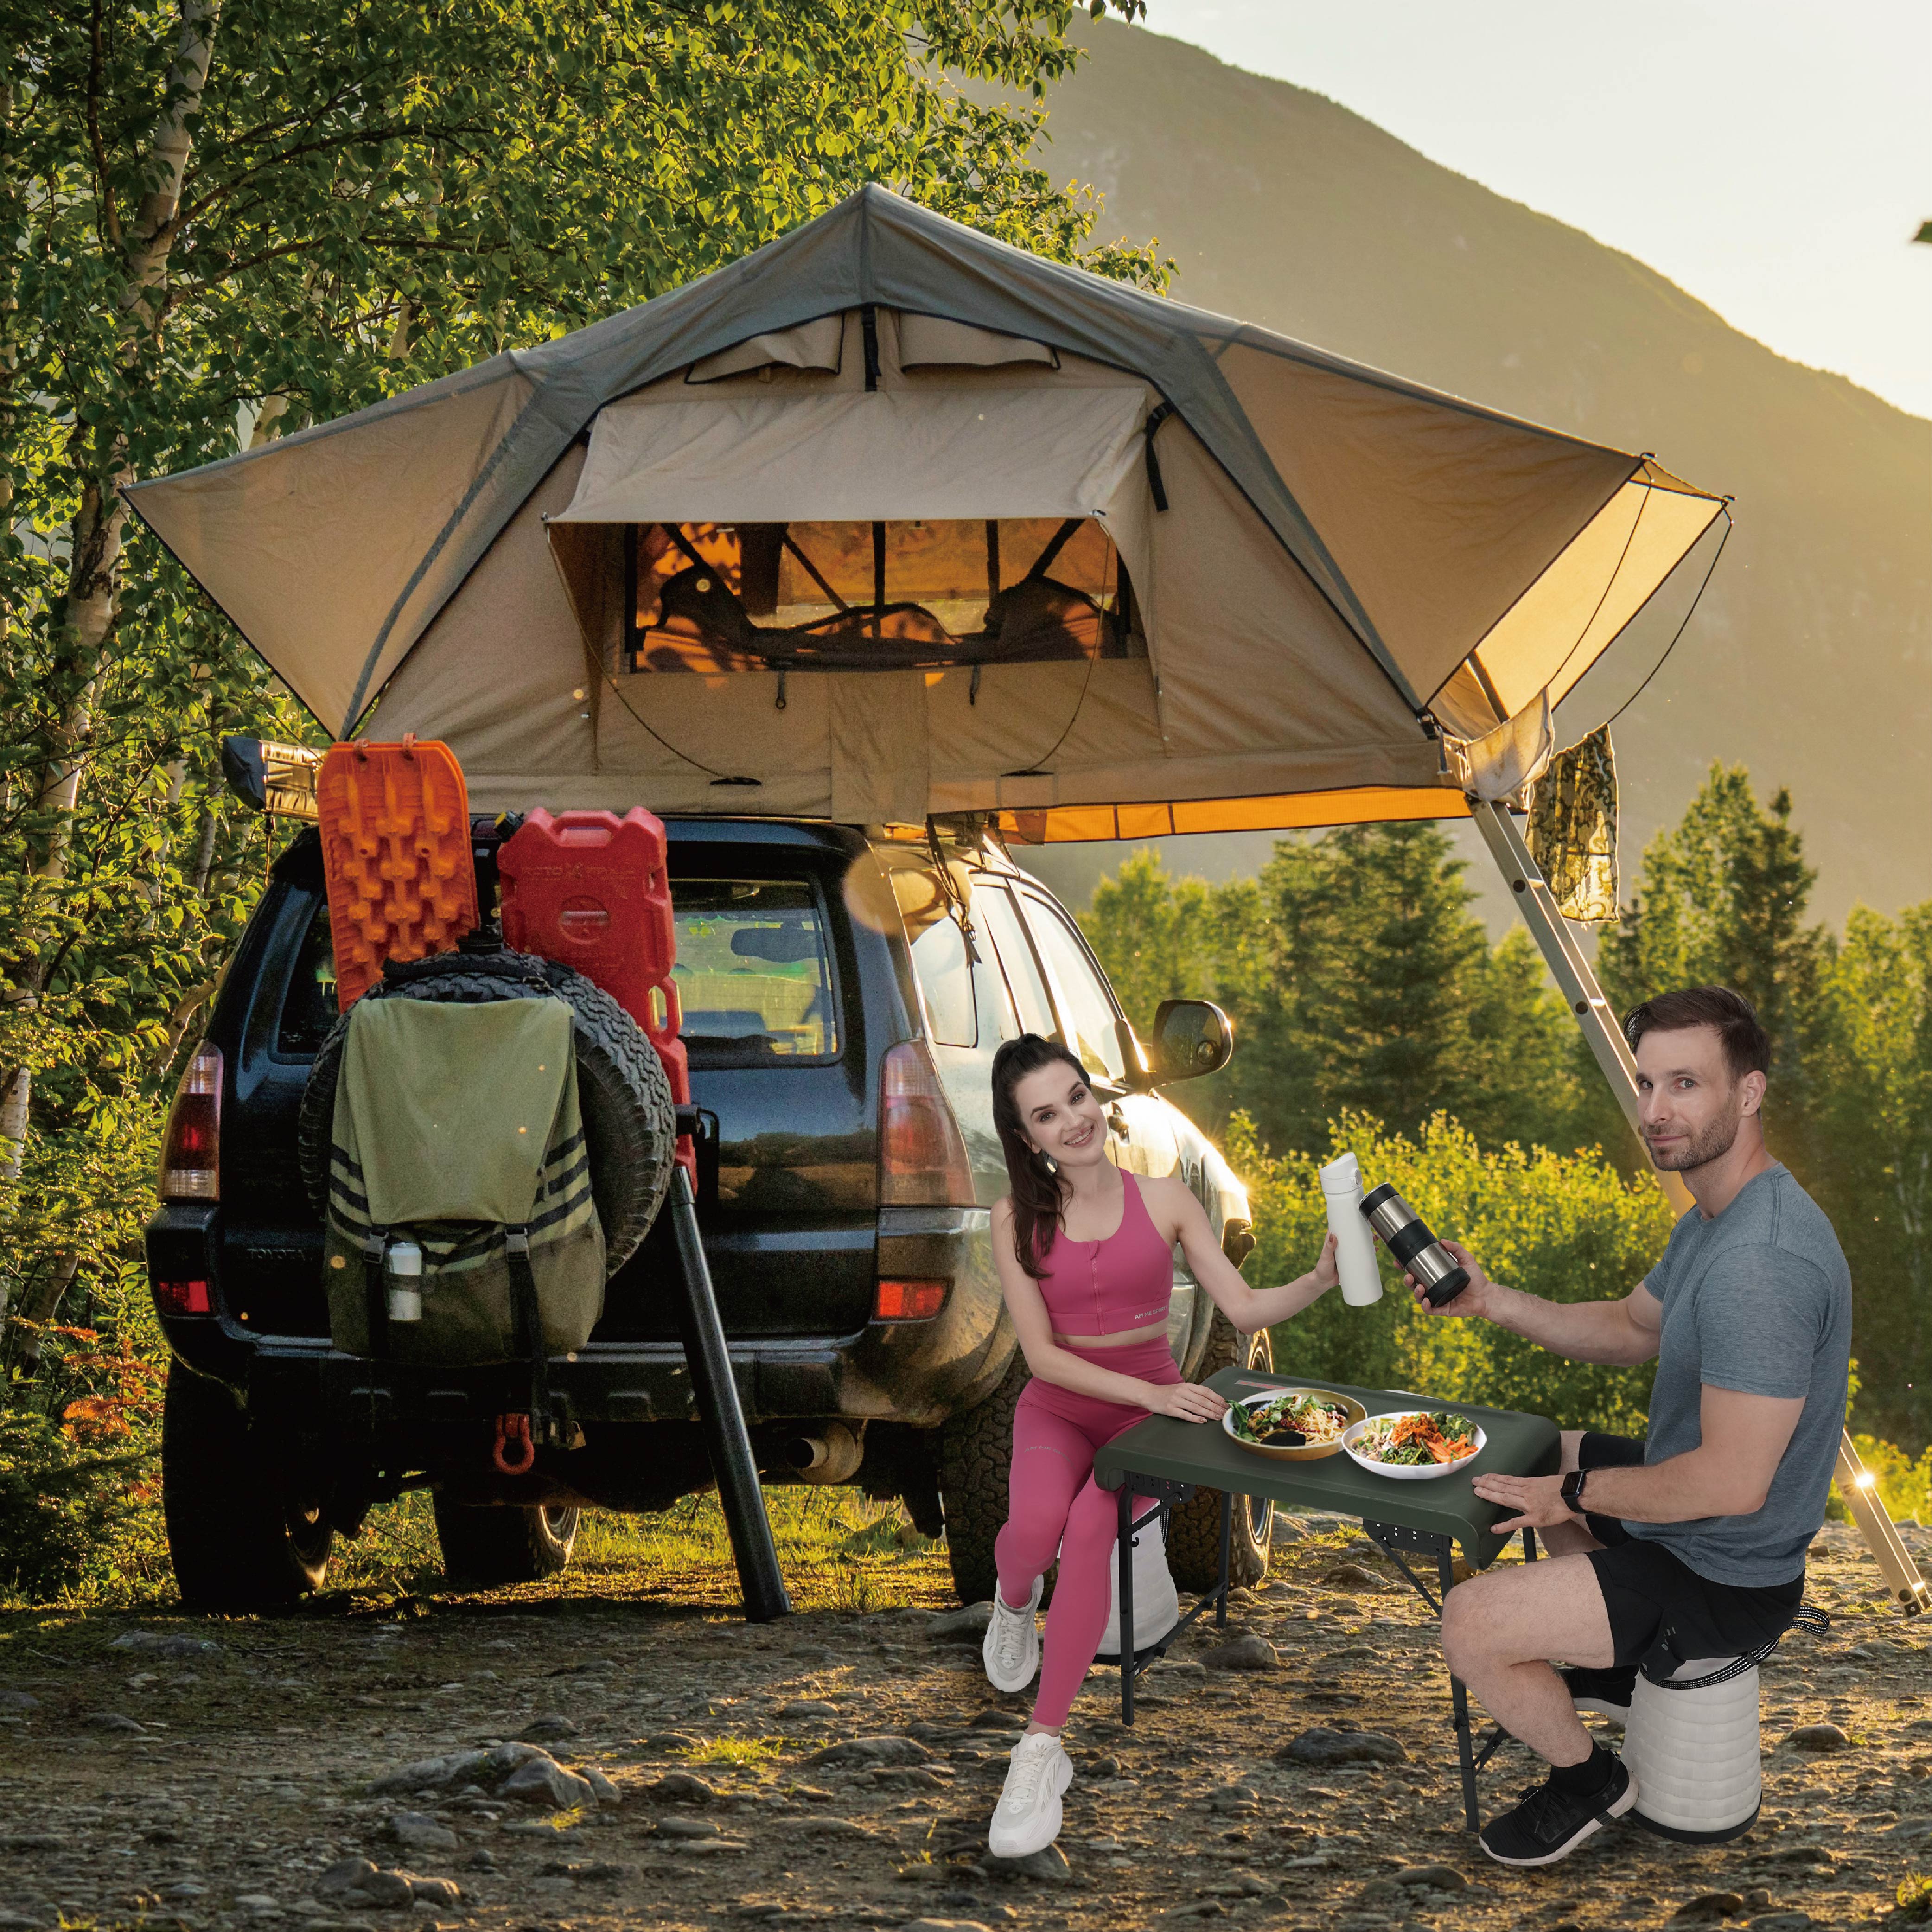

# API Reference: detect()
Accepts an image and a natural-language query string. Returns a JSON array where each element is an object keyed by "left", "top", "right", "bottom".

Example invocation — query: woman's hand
[
  {"left": 1149, "top": 1380, "right": 1229, "bottom": 1424},
  {"left": 1309, "top": 1230, "right": 1340, "bottom": 1294}
]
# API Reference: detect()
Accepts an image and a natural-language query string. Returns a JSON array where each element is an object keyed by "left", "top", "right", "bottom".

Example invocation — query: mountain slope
[{"left": 1026, "top": 19, "right": 1930, "bottom": 924}]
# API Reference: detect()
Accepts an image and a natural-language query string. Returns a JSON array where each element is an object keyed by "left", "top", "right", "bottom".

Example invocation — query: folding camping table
[{"left": 1091, "top": 1367, "right": 1560, "bottom": 1832}]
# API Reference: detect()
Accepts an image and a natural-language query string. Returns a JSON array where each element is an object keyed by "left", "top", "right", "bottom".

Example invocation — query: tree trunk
[
  {"left": 0, "top": 1058, "right": 27, "bottom": 1186},
  {"left": 2, "top": 7, "right": 222, "bottom": 1352},
  {"left": 3, "top": 1251, "right": 81, "bottom": 1374},
  {"left": 36, "top": 0, "right": 223, "bottom": 862},
  {"left": 187, "top": 806, "right": 221, "bottom": 896}
]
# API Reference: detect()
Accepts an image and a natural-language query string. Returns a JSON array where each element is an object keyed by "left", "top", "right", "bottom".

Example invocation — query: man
[{"left": 1413, "top": 986, "right": 1851, "bottom": 1868}]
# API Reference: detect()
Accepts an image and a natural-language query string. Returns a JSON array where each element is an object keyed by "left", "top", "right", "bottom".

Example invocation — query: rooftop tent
[{"left": 123, "top": 185, "right": 1728, "bottom": 831}]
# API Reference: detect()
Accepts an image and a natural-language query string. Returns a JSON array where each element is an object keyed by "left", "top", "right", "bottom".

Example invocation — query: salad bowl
[
  {"left": 1341, "top": 1409, "right": 1486, "bottom": 1480},
  {"left": 1222, "top": 1388, "right": 1367, "bottom": 1461}
]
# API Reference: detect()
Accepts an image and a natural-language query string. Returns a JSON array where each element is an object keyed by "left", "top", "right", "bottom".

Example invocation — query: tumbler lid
[{"left": 1361, "top": 1182, "right": 1403, "bottom": 1216}]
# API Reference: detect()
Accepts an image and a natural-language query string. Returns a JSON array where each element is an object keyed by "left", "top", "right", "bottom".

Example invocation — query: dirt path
[{"left": 2, "top": 1521, "right": 1926, "bottom": 1932}]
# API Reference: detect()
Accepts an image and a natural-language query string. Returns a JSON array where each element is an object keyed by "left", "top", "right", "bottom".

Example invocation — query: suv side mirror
[{"left": 1149, "top": 998, "right": 1234, "bottom": 1084}]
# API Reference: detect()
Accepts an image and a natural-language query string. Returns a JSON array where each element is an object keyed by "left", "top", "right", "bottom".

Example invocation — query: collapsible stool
[
  {"left": 1095, "top": 1506, "right": 1181, "bottom": 1662},
  {"left": 1619, "top": 1608, "right": 1826, "bottom": 1843}
]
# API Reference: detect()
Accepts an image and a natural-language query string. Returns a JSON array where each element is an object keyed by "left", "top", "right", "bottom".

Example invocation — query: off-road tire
[
  {"left": 298, "top": 950, "right": 676, "bottom": 1274},
  {"left": 432, "top": 1496, "right": 580, "bottom": 1585},
  {"left": 161, "top": 1364, "right": 333, "bottom": 1611},
  {"left": 937, "top": 1349, "right": 1029, "bottom": 1604},
  {"left": 1168, "top": 1314, "right": 1274, "bottom": 1593}
]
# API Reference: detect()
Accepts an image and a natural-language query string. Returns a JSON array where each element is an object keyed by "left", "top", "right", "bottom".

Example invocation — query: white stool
[
  {"left": 1095, "top": 1507, "right": 1180, "bottom": 1662},
  {"left": 1620, "top": 1652, "right": 1763, "bottom": 1842}
]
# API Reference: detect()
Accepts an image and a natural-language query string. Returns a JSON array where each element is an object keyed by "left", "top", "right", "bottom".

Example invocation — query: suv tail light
[
  {"left": 153, "top": 1278, "right": 213, "bottom": 1316},
  {"left": 874, "top": 1278, "right": 948, "bottom": 1322},
  {"left": 159, "top": 1046, "right": 222, "bottom": 1201},
  {"left": 880, "top": 1042, "right": 975, "bottom": 1207}
]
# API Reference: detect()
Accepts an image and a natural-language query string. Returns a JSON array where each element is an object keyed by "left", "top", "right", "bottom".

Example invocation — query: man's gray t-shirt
[{"left": 1628, "top": 1162, "right": 1851, "bottom": 1587}]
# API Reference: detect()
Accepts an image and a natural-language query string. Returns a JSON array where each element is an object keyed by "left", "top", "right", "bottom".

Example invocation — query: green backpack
[{"left": 322, "top": 995, "right": 606, "bottom": 1381}]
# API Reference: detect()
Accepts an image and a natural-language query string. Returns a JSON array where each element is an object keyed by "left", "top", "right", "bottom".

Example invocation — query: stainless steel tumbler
[{"left": 1360, "top": 1184, "right": 1470, "bottom": 1308}]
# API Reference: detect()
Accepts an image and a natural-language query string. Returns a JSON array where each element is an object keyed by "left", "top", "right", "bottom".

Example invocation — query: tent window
[{"left": 619, "top": 517, "right": 1140, "bottom": 675}]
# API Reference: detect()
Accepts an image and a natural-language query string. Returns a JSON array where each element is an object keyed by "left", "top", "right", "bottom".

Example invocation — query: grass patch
[{"left": 681, "top": 1735, "right": 782, "bottom": 1767}]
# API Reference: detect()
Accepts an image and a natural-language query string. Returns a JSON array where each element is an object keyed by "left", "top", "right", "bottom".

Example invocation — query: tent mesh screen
[{"left": 621, "top": 517, "right": 1141, "bottom": 674}]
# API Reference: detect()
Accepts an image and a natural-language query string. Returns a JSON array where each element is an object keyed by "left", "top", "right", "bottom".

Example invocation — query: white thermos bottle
[
  {"left": 1320, "top": 1153, "right": 1384, "bottom": 1307},
  {"left": 386, "top": 1240, "right": 424, "bottom": 1323}
]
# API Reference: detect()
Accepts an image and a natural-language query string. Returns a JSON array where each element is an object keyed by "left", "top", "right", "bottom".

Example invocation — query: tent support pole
[{"left": 1468, "top": 795, "right": 1928, "bottom": 1617}]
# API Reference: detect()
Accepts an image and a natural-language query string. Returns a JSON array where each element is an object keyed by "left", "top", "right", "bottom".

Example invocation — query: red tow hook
[{"left": 492, "top": 1412, "right": 535, "bottom": 1475}]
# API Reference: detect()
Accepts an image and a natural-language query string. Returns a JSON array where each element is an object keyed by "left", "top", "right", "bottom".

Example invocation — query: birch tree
[{"left": 0, "top": 0, "right": 1162, "bottom": 1377}]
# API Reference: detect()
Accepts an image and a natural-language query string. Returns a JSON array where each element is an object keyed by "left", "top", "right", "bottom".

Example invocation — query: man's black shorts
[{"left": 1575, "top": 1431, "right": 1805, "bottom": 1666}]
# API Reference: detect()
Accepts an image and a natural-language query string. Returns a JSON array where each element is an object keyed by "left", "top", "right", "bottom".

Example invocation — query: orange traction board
[{"left": 318, "top": 736, "right": 478, "bottom": 1011}]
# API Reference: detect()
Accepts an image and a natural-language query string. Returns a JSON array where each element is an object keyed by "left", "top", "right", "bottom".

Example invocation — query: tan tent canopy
[{"left": 124, "top": 186, "right": 1727, "bottom": 831}]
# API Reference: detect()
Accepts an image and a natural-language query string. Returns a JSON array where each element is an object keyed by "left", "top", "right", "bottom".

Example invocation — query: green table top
[{"left": 1091, "top": 1367, "right": 1561, "bottom": 1570}]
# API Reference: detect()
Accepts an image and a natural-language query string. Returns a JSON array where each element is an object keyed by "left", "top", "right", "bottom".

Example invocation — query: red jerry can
[{"left": 497, "top": 811, "right": 693, "bottom": 1172}]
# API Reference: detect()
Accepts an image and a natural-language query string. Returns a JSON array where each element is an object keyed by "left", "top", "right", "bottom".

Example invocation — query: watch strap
[{"left": 1560, "top": 1468, "right": 1589, "bottom": 1515}]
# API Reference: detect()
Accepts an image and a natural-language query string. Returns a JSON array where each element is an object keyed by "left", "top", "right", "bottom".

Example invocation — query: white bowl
[{"left": 1341, "top": 1410, "right": 1486, "bottom": 1481}]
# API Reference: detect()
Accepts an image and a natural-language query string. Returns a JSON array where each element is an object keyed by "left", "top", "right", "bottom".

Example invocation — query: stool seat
[{"left": 1621, "top": 1653, "right": 1762, "bottom": 1843}]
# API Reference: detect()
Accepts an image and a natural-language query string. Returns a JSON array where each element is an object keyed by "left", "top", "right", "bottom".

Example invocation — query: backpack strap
[
  {"left": 504, "top": 1225, "right": 553, "bottom": 1445},
  {"left": 362, "top": 1226, "right": 391, "bottom": 1357}
]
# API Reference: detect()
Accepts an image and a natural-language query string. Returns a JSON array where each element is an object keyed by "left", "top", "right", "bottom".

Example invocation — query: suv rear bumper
[{"left": 148, "top": 1202, "right": 1012, "bottom": 1434}]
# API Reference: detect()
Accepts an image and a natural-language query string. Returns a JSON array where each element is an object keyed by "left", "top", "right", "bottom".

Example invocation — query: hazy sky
[{"left": 1145, "top": 0, "right": 1931, "bottom": 419}]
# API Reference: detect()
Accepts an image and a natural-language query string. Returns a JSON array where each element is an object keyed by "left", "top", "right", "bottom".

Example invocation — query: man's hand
[
  {"left": 1470, "top": 1470, "right": 1575, "bottom": 1533},
  {"left": 1407, "top": 1239, "right": 1502, "bottom": 1320},
  {"left": 1150, "top": 1381, "right": 1228, "bottom": 1424}
]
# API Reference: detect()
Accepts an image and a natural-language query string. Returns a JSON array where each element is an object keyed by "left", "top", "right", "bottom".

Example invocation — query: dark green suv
[{"left": 147, "top": 817, "right": 1267, "bottom": 1610}]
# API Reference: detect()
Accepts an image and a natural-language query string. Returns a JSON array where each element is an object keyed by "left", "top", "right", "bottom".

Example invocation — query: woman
[{"left": 982, "top": 1033, "right": 1340, "bottom": 1858}]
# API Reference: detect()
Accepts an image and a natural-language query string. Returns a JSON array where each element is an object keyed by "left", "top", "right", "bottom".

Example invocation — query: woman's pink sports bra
[{"left": 1035, "top": 1172, "right": 1174, "bottom": 1337}]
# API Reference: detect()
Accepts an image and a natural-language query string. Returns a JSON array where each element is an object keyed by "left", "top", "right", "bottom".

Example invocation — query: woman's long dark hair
[{"left": 992, "top": 1033, "right": 1090, "bottom": 1280}]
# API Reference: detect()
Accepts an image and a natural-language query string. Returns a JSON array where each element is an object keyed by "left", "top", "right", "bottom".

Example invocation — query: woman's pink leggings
[{"left": 993, "top": 1338, "right": 1180, "bottom": 1728}]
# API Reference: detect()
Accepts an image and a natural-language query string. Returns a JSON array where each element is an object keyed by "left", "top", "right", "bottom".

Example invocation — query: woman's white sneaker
[
  {"left": 988, "top": 1730, "right": 1073, "bottom": 1858},
  {"left": 982, "top": 1576, "right": 1043, "bottom": 1692}
]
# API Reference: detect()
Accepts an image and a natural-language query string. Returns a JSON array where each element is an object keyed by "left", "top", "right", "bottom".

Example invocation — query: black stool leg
[
  {"left": 1119, "top": 1486, "right": 1136, "bottom": 1727},
  {"left": 1442, "top": 1542, "right": 1479, "bottom": 1832},
  {"left": 1524, "top": 1526, "right": 1538, "bottom": 1561}
]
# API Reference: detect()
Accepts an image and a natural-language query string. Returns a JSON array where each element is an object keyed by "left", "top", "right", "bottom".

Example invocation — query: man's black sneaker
[
  {"left": 1479, "top": 1756, "right": 1637, "bottom": 1867},
  {"left": 1560, "top": 1664, "right": 1637, "bottom": 1723}
]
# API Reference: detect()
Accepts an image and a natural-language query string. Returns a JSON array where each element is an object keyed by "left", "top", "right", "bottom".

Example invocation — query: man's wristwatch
[{"left": 1560, "top": 1469, "right": 1590, "bottom": 1516}]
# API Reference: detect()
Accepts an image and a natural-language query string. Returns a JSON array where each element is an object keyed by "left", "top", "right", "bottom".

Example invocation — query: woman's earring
[{"left": 1039, "top": 1151, "right": 1058, "bottom": 1175}]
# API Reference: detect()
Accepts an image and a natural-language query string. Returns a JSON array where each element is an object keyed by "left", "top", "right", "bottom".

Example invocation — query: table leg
[
  {"left": 1217, "top": 1491, "right": 1232, "bottom": 1629},
  {"left": 1119, "top": 1486, "right": 1136, "bottom": 1728},
  {"left": 1524, "top": 1526, "right": 1538, "bottom": 1561},
  {"left": 1442, "top": 1544, "right": 1479, "bottom": 1833}
]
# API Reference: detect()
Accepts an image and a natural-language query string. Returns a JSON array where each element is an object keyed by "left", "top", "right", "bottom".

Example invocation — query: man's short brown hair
[{"left": 1624, "top": 986, "right": 1771, "bottom": 1083}]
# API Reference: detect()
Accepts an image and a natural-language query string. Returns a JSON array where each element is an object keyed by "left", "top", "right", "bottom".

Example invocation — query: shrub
[{"left": 0, "top": 1407, "right": 147, "bottom": 1603}]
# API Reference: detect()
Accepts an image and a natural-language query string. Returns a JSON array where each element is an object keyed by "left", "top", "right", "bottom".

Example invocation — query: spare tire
[{"left": 298, "top": 945, "right": 676, "bottom": 1274}]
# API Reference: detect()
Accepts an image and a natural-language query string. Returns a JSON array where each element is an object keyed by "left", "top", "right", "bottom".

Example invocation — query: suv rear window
[
  {"left": 278, "top": 902, "right": 339, "bottom": 1055},
  {"left": 671, "top": 880, "right": 838, "bottom": 1063}
]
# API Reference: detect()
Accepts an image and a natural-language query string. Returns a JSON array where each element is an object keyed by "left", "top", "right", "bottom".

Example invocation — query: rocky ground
[{"left": 2, "top": 1519, "right": 1927, "bottom": 1932}]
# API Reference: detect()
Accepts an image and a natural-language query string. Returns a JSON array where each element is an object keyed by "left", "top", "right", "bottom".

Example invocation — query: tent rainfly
[{"left": 124, "top": 186, "right": 1729, "bottom": 838}]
